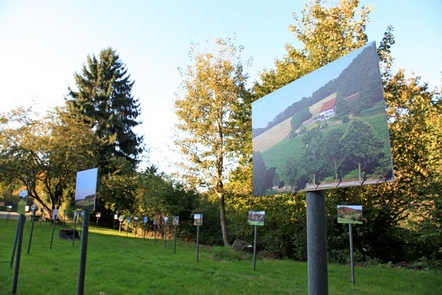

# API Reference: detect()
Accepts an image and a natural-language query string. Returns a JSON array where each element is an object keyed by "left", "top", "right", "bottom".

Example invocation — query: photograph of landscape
[
  {"left": 252, "top": 42, "right": 394, "bottom": 196},
  {"left": 337, "top": 205, "right": 363, "bottom": 224},
  {"left": 194, "top": 214, "right": 203, "bottom": 226},
  {"left": 248, "top": 211, "right": 265, "bottom": 226},
  {"left": 74, "top": 167, "right": 98, "bottom": 210}
]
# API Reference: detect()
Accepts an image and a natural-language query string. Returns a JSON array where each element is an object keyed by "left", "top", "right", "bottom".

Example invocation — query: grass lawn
[{"left": 1, "top": 218, "right": 441, "bottom": 295}]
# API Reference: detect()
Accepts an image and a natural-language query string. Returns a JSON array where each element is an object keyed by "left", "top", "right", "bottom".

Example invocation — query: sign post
[
  {"left": 118, "top": 215, "right": 123, "bottom": 233},
  {"left": 251, "top": 42, "right": 394, "bottom": 295},
  {"left": 143, "top": 216, "right": 148, "bottom": 240},
  {"left": 50, "top": 209, "right": 59, "bottom": 249},
  {"left": 134, "top": 216, "right": 138, "bottom": 237},
  {"left": 163, "top": 217, "right": 169, "bottom": 249},
  {"left": 337, "top": 205, "right": 363, "bottom": 285},
  {"left": 74, "top": 167, "right": 98, "bottom": 295},
  {"left": 126, "top": 217, "right": 131, "bottom": 237},
  {"left": 153, "top": 217, "right": 157, "bottom": 245},
  {"left": 11, "top": 190, "right": 27, "bottom": 294},
  {"left": 173, "top": 216, "right": 179, "bottom": 254},
  {"left": 194, "top": 214, "right": 203, "bottom": 261},
  {"left": 27, "top": 203, "right": 37, "bottom": 254},
  {"left": 248, "top": 211, "right": 265, "bottom": 271},
  {"left": 95, "top": 212, "right": 101, "bottom": 228}
]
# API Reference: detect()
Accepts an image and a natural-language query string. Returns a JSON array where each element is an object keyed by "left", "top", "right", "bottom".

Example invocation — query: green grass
[{"left": 1, "top": 218, "right": 441, "bottom": 295}]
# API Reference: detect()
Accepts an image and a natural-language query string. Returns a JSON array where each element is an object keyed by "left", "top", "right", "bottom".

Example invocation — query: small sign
[
  {"left": 194, "top": 214, "right": 203, "bottom": 226},
  {"left": 114, "top": 214, "right": 118, "bottom": 220},
  {"left": 248, "top": 211, "right": 265, "bottom": 226},
  {"left": 337, "top": 205, "right": 363, "bottom": 224},
  {"left": 153, "top": 217, "right": 157, "bottom": 225},
  {"left": 31, "top": 203, "right": 37, "bottom": 214},
  {"left": 173, "top": 216, "right": 179, "bottom": 226},
  {"left": 134, "top": 216, "right": 139, "bottom": 221},
  {"left": 17, "top": 190, "right": 28, "bottom": 215},
  {"left": 52, "top": 208, "right": 59, "bottom": 220},
  {"left": 119, "top": 215, "right": 123, "bottom": 222},
  {"left": 143, "top": 216, "right": 148, "bottom": 223},
  {"left": 126, "top": 217, "right": 131, "bottom": 223},
  {"left": 164, "top": 216, "right": 169, "bottom": 224},
  {"left": 96, "top": 212, "right": 101, "bottom": 218}
]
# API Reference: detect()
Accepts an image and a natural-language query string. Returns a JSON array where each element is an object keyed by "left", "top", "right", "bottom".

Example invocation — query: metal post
[
  {"left": 27, "top": 210, "right": 36, "bottom": 254},
  {"left": 73, "top": 215, "right": 77, "bottom": 246},
  {"left": 164, "top": 225, "right": 167, "bottom": 249},
  {"left": 77, "top": 209, "right": 90, "bottom": 295},
  {"left": 173, "top": 225, "right": 177, "bottom": 254},
  {"left": 50, "top": 216, "right": 57, "bottom": 250},
  {"left": 253, "top": 225, "right": 257, "bottom": 271},
  {"left": 306, "top": 190, "right": 328, "bottom": 295},
  {"left": 196, "top": 225, "right": 200, "bottom": 262},
  {"left": 349, "top": 224, "right": 355, "bottom": 285},
  {"left": 10, "top": 219, "right": 20, "bottom": 268},
  {"left": 12, "top": 215, "right": 25, "bottom": 294}
]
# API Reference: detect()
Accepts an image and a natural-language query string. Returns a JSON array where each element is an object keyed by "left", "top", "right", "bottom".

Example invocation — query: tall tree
[
  {"left": 66, "top": 48, "right": 143, "bottom": 174},
  {"left": 174, "top": 37, "right": 252, "bottom": 246},
  {"left": 255, "top": 0, "right": 372, "bottom": 97}
]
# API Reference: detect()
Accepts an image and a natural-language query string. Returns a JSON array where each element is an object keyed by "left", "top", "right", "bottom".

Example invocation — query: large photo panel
[
  {"left": 252, "top": 42, "right": 394, "bottom": 196},
  {"left": 74, "top": 167, "right": 98, "bottom": 210}
]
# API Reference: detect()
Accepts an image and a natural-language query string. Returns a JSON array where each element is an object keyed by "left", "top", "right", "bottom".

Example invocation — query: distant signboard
[
  {"left": 173, "top": 216, "right": 179, "bottom": 226},
  {"left": 194, "top": 214, "right": 203, "bottom": 226},
  {"left": 74, "top": 168, "right": 98, "bottom": 210},
  {"left": 337, "top": 205, "right": 363, "bottom": 224},
  {"left": 252, "top": 42, "right": 394, "bottom": 196},
  {"left": 248, "top": 211, "right": 265, "bottom": 226}
]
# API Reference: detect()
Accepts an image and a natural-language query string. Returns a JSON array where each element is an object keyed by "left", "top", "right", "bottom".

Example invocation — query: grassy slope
[{"left": 1, "top": 219, "right": 440, "bottom": 295}]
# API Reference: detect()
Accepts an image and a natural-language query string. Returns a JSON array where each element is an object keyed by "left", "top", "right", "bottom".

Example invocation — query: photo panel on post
[
  {"left": 252, "top": 42, "right": 394, "bottom": 196},
  {"left": 194, "top": 214, "right": 203, "bottom": 226},
  {"left": 74, "top": 168, "right": 98, "bottom": 210},
  {"left": 173, "top": 216, "right": 179, "bottom": 226},
  {"left": 337, "top": 205, "right": 363, "bottom": 224},
  {"left": 17, "top": 190, "right": 28, "bottom": 215},
  {"left": 248, "top": 211, "right": 265, "bottom": 226}
]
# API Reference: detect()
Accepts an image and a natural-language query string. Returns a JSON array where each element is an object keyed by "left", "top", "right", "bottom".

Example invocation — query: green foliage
[
  {"left": 175, "top": 37, "right": 253, "bottom": 246},
  {"left": 66, "top": 47, "right": 143, "bottom": 174},
  {"left": 0, "top": 107, "right": 98, "bottom": 215},
  {"left": 255, "top": 0, "right": 371, "bottom": 97}
]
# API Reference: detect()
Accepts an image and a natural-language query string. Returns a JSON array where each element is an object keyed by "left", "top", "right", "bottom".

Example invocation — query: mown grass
[{"left": 1, "top": 218, "right": 441, "bottom": 295}]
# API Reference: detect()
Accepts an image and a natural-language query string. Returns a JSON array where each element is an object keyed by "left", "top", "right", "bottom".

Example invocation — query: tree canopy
[
  {"left": 66, "top": 47, "right": 143, "bottom": 174},
  {"left": 174, "top": 37, "right": 253, "bottom": 246}
]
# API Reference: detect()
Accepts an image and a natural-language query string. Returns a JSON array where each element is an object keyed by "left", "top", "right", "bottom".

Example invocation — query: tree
[
  {"left": 0, "top": 107, "right": 98, "bottom": 216},
  {"left": 322, "top": 129, "right": 346, "bottom": 183},
  {"left": 255, "top": 0, "right": 372, "bottom": 97},
  {"left": 66, "top": 47, "right": 143, "bottom": 175},
  {"left": 339, "top": 118, "right": 385, "bottom": 183},
  {"left": 174, "top": 37, "right": 252, "bottom": 246}
]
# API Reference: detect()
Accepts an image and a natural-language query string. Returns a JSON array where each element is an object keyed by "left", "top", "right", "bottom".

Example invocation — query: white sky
[{"left": 0, "top": 0, "right": 440, "bottom": 174}]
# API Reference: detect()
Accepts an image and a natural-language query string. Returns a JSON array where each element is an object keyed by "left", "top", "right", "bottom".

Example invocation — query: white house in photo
[{"left": 319, "top": 93, "right": 337, "bottom": 120}]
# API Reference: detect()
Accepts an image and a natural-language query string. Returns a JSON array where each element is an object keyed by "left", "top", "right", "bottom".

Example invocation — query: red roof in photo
[{"left": 320, "top": 96, "right": 337, "bottom": 112}]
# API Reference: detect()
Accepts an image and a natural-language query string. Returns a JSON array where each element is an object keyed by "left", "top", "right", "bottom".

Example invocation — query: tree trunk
[{"left": 217, "top": 191, "right": 230, "bottom": 246}]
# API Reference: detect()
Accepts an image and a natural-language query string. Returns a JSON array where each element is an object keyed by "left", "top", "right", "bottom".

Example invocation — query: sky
[{"left": 0, "top": 0, "right": 440, "bottom": 174}]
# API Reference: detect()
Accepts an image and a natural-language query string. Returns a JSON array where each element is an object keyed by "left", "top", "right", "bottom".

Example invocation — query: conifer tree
[{"left": 66, "top": 48, "right": 143, "bottom": 174}]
